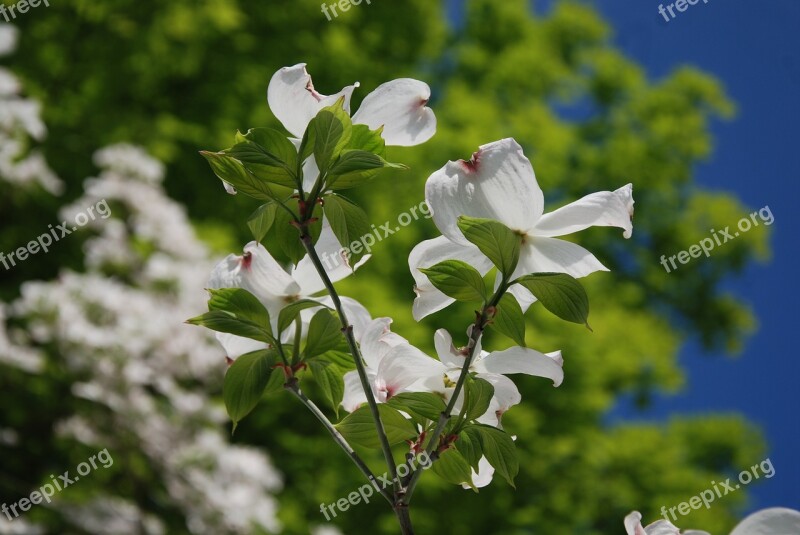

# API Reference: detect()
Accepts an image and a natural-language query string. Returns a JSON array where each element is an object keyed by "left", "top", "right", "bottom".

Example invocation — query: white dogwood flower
[
  {"left": 268, "top": 63, "right": 436, "bottom": 147},
  {"left": 341, "top": 318, "right": 440, "bottom": 412},
  {"left": 410, "top": 137, "right": 634, "bottom": 320},
  {"left": 207, "top": 221, "right": 370, "bottom": 359}
]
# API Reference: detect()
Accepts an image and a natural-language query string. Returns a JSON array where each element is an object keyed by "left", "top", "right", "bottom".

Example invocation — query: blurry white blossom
[
  {"left": 0, "top": 27, "right": 61, "bottom": 195},
  {"left": 1, "top": 143, "right": 283, "bottom": 533}
]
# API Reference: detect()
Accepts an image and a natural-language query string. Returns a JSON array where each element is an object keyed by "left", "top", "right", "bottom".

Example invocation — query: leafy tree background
[{"left": 1, "top": 0, "right": 774, "bottom": 533}]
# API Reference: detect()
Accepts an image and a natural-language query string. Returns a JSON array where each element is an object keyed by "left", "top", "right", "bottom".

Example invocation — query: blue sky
[{"left": 447, "top": 0, "right": 800, "bottom": 513}]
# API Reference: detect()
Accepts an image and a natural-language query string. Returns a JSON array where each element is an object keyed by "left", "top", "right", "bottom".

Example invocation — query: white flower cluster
[
  {"left": 0, "top": 142, "right": 283, "bottom": 533},
  {"left": 0, "top": 24, "right": 61, "bottom": 195}
]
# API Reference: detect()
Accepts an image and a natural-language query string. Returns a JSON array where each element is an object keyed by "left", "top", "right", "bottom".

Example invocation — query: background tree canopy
[{"left": 1, "top": 0, "right": 777, "bottom": 533}]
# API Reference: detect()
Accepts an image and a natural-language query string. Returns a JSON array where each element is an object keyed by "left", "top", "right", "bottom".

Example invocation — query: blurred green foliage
[{"left": 2, "top": 0, "right": 772, "bottom": 533}]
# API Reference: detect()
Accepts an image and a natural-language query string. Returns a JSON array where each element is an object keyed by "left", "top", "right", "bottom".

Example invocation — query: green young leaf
[
  {"left": 247, "top": 203, "right": 278, "bottom": 243},
  {"left": 266, "top": 197, "right": 321, "bottom": 265},
  {"left": 187, "top": 310, "right": 274, "bottom": 344},
  {"left": 457, "top": 427, "right": 484, "bottom": 471},
  {"left": 308, "top": 360, "right": 345, "bottom": 417},
  {"left": 347, "top": 124, "right": 386, "bottom": 156},
  {"left": 464, "top": 376, "right": 495, "bottom": 421},
  {"left": 207, "top": 287, "right": 271, "bottom": 328},
  {"left": 474, "top": 425, "right": 518, "bottom": 488},
  {"left": 297, "top": 123, "right": 316, "bottom": 167},
  {"left": 323, "top": 194, "right": 372, "bottom": 265},
  {"left": 237, "top": 127, "right": 298, "bottom": 171},
  {"left": 312, "top": 100, "right": 352, "bottom": 174},
  {"left": 420, "top": 260, "right": 488, "bottom": 303},
  {"left": 304, "top": 309, "right": 344, "bottom": 358},
  {"left": 187, "top": 288, "right": 275, "bottom": 344},
  {"left": 200, "top": 151, "right": 293, "bottom": 201},
  {"left": 431, "top": 448, "right": 475, "bottom": 488},
  {"left": 226, "top": 141, "right": 297, "bottom": 189},
  {"left": 387, "top": 392, "right": 447, "bottom": 422},
  {"left": 327, "top": 150, "right": 407, "bottom": 190},
  {"left": 320, "top": 349, "right": 357, "bottom": 371},
  {"left": 514, "top": 273, "right": 590, "bottom": 327},
  {"left": 263, "top": 368, "right": 286, "bottom": 397},
  {"left": 457, "top": 216, "right": 521, "bottom": 277},
  {"left": 277, "top": 299, "right": 328, "bottom": 334},
  {"left": 224, "top": 349, "right": 279, "bottom": 431},
  {"left": 336, "top": 404, "right": 417, "bottom": 449},
  {"left": 491, "top": 293, "right": 527, "bottom": 346}
]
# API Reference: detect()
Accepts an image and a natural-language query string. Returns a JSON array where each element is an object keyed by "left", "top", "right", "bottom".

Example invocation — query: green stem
[
  {"left": 297, "top": 226, "right": 402, "bottom": 497},
  {"left": 286, "top": 380, "right": 393, "bottom": 504},
  {"left": 401, "top": 285, "right": 507, "bottom": 503}
]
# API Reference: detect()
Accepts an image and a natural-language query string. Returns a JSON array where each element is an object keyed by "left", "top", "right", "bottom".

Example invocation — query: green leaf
[
  {"left": 247, "top": 203, "right": 278, "bottom": 243},
  {"left": 224, "top": 349, "right": 279, "bottom": 431},
  {"left": 200, "top": 151, "right": 292, "bottom": 201},
  {"left": 420, "top": 260, "right": 487, "bottom": 303},
  {"left": 431, "top": 448, "right": 474, "bottom": 488},
  {"left": 268, "top": 198, "right": 321, "bottom": 265},
  {"left": 263, "top": 368, "right": 286, "bottom": 397},
  {"left": 312, "top": 101, "right": 352, "bottom": 174},
  {"left": 297, "top": 123, "right": 316, "bottom": 167},
  {"left": 207, "top": 287, "right": 271, "bottom": 328},
  {"left": 457, "top": 216, "right": 521, "bottom": 277},
  {"left": 237, "top": 127, "right": 298, "bottom": 171},
  {"left": 491, "top": 293, "right": 526, "bottom": 346},
  {"left": 327, "top": 150, "right": 407, "bottom": 190},
  {"left": 227, "top": 141, "right": 297, "bottom": 189},
  {"left": 514, "top": 273, "right": 590, "bottom": 327},
  {"left": 347, "top": 124, "right": 386, "bottom": 156},
  {"left": 464, "top": 376, "right": 494, "bottom": 421},
  {"left": 457, "top": 427, "right": 483, "bottom": 471},
  {"left": 323, "top": 194, "right": 372, "bottom": 265},
  {"left": 336, "top": 404, "right": 417, "bottom": 449},
  {"left": 474, "top": 425, "right": 518, "bottom": 488},
  {"left": 308, "top": 360, "right": 345, "bottom": 417},
  {"left": 304, "top": 309, "right": 344, "bottom": 358},
  {"left": 277, "top": 299, "right": 328, "bottom": 334},
  {"left": 387, "top": 392, "right": 447, "bottom": 422},
  {"left": 187, "top": 310, "right": 274, "bottom": 344}
]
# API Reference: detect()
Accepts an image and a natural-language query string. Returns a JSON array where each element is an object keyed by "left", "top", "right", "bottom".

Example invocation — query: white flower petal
[
  {"left": 215, "top": 333, "right": 268, "bottom": 360},
  {"left": 425, "top": 138, "right": 544, "bottom": 246},
  {"left": 352, "top": 79, "right": 436, "bottom": 146},
  {"left": 409, "top": 236, "right": 494, "bottom": 321},
  {"left": 342, "top": 370, "right": 369, "bottom": 413},
  {"left": 291, "top": 218, "right": 369, "bottom": 295},
  {"left": 514, "top": 237, "right": 608, "bottom": 280},
  {"left": 433, "top": 328, "right": 466, "bottom": 369},
  {"left": 359, "top": 318, "right": 407, "bottom": 370},
  {"left": 624, "top": 512, "right": 648, "bottom": 535},
  {"left": 267, "top": 63, "right": 359, "bottom": 138},
  {"left": 208, "top": 242, "right": 300, "bottom": 302},
  {"left": 461, "top": 456, "right": 495, "bottom": 490},
  {"left": 533, "top": 184, "right": 634, "bottom": 239},
  {"left": 476, "top": 346, "right": 564, "bottom": 387},
  {"left": 508, "top": 284, "right": 537, "bottom": 313},
  {"left": 475, "top": 373, "right": 521, "bottom": 427},
  {"left": 730, "top": 507, "right": 800, "bottom": 535},
  {"left": 311, "top": 295, "right": 372, "bottom": 342},
  {"left": 377, "top": 344, "right": 441, "bottom": 395}
]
